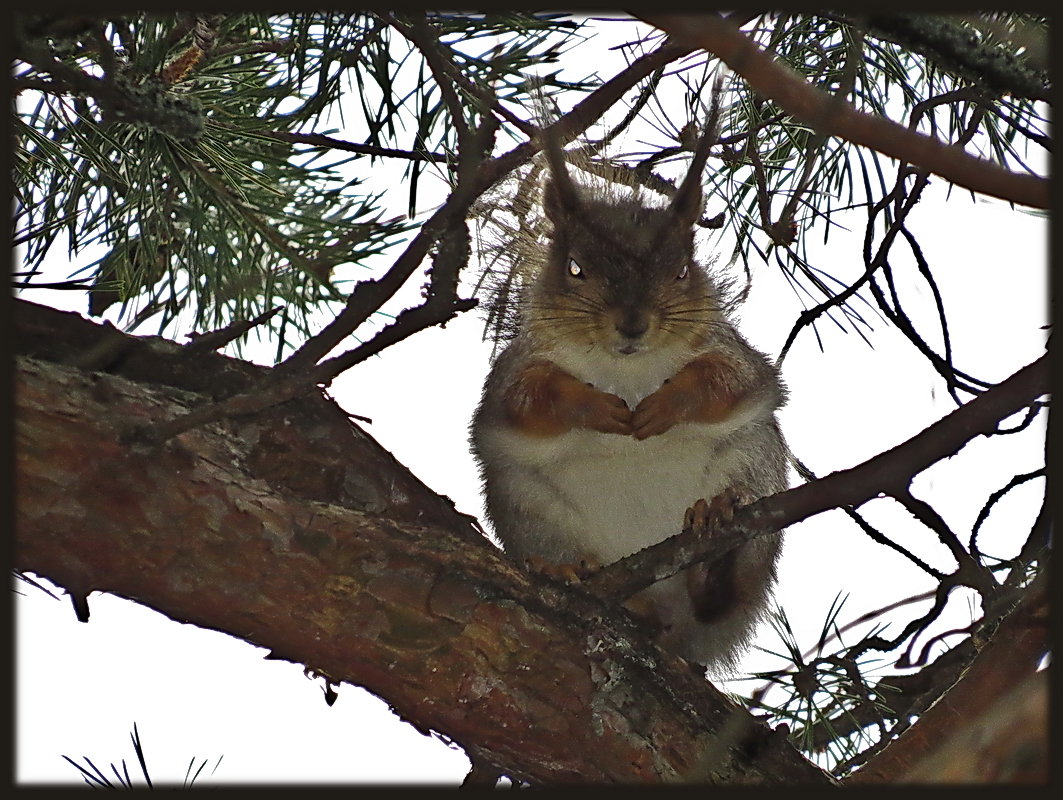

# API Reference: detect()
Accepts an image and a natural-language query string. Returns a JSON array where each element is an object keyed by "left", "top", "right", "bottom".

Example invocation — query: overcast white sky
[{"left": 14, "top": 17, "right": 1048, "bottom": 785}]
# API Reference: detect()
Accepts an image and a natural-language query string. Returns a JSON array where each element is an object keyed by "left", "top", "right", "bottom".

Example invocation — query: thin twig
[
  {"left": 778, "top": 164, "right": 930, "bottom": 364},
  {"left": 239, "top": 127, "right": 450, "bottom": 163},
  {"left": 970, "top": 468, "right": 1046, "bottom": 560},
  {"left": 184, "top": 306, "right": 284, "bottom": 354},
  {"left": 889, "top": 488, "right": 996, "bottom": 598}
]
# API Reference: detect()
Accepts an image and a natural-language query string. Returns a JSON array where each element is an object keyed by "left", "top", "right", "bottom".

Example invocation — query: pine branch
[
  {"left": 13, "top": 37, "right": 204, "bottom": 141},
  {"left": 858, "top": 13, "right": 1049, "bottom": 101},
  {"left": 635, "top": 12, "right": 1048, "bottom": 209},
  {"left": 133, "top": 34, "right": 694, "bottom": 443}
]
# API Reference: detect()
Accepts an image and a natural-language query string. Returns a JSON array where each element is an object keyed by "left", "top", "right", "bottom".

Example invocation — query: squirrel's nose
[{"left": 616, "top": 311, "right": 649, "bottom": 340}]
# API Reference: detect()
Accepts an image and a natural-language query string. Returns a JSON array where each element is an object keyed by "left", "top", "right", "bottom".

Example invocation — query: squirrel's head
[{"left": 525, "top": 143, "right": 726, "bottom": 358}]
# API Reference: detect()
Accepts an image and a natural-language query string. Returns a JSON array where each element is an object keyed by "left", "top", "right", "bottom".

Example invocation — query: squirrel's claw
[
  {"left": 524, "top": 554, "right": 601, "bottom": 584},
  {"left": 582, "top": 390, "right": 633, "bottom": 435},
  {"left": 684, "top": 486, "right": 753, "bottom": 531}
]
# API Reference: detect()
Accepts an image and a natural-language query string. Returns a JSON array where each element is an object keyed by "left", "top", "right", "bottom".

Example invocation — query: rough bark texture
[
  {"left": 898, "top": 671, "right": 1047, "bottom": 784},
  {"left": 13, "top": 299, "right": 831, "bottom": 785},
  {"left": 849, "top": 572, "right": 1049, "bottom": 784}
]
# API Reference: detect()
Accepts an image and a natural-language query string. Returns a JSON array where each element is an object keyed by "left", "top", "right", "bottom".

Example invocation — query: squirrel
[{"left": 469, "top": 125, "right": 789, "bottom": 672}]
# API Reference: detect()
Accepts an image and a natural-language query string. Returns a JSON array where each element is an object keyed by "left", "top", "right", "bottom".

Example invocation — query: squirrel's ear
[
  {"left": 543, "top": 177, "right": 579, "bottom": 223},
  {"left": 668, "top": 85, "right": 723, "bottom": 227},
  {"left": 668, "top": 125, "right": 714, "bottom": 227},
  {"left": 669, "top": 171, "right": 704, "bottom": 228},
  {"left": 539, "top": 130, "right": 581, "bottom": 222}
]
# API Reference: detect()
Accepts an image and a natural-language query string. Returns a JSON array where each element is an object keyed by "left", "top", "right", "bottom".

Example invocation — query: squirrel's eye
[
  {"left": 567, "top": 258, "right": 584, "bottom": 279},
  {"left": 677, "top": 263, "right": 689, "bottom": 280}
]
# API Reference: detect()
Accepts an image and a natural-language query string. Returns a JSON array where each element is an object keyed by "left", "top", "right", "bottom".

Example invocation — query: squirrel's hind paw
[
  {"left": 523, "top": 554, "right": 601, "bottom": 584},
  {"left": 683, "top": 486, "right": 754, "bottom": 531}
]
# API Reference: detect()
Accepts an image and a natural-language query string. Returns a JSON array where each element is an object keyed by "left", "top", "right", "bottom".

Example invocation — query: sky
[{"left": 13, "top": 16, "right": 1049, "bottom": 786}]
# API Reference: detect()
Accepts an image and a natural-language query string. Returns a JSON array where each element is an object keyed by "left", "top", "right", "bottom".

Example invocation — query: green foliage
[
  {"left": 13, "top": 12, "right": 1046, "bottom": 357},
  {"left": 746, "top": 598, "right": 896, "bottom": 774},
  {"left": 14, "top": 14, "right": 400, "bottom": 342},
  {"left": 12, "top": 12, "right": 588, "bottom": 351},
  {"left": 62, "top": 722, "right": 223, "bottom": 788}
]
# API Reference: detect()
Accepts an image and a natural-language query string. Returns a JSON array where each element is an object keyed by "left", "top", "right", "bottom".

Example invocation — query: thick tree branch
[
  {"left": 13, "top": 300, "right": 832, "bottom": 786},
  {"left": 634, "top": 13, "right": 1049, "bottom": 209},
  {"left": 855, "top": 13, "right": 1049, "bottom": 102}
]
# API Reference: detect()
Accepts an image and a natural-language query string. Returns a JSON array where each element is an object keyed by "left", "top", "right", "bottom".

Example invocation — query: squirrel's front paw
[
  {"left": 575, "top": 386, "right": 633, "bottom": 435},
  {"left": 632, "top": 353, "right": 747, "bottom": 439},
  {"left": 503, "top": 360, "right": 632, "bottom": 436},
  {"left": 631, "top": 380, "right": 688, "bottom": 439}
]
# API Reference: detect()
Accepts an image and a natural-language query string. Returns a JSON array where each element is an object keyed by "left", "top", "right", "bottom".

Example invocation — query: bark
[
  {"left": 13, "top": 298, "right": 832, "bottom": 785},
  {"left": 848, "top": 572, "right": 1049, "bottom": 784},
  {"left": 897, "top": 671, "right": 1047, "bottom": 784}
]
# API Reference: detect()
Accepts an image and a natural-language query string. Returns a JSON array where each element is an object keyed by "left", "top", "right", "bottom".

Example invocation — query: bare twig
[
  {"left": 861, "top": 100, "right": 994, "bottom": 403},
  {"left": 970, "top": 468, "right": 1046, "bottom": 560},
  {"left": 237, "top": 127, "right": 451, "bottom": 163},
  {"left": 1002, "top": 493, "right": 1049, "bottom": 589},
  {"left": 806, "top": 590, "right": 937, "bottom": 665},
  {"left": 184, "top": 306, "right": 284, "bottom": 354},
  {"left": 308, "top": 225, "right": 479, "bottom": 384},
  {"left": 889, "top": 488, "right": 996, "bottom": 597}
]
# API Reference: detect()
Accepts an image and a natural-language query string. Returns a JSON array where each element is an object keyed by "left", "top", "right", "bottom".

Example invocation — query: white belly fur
[
  {"left": 484, "top": 340, "right": 763, "bottom": 563},
  {"left": 483, "top": 422, "right": 738, "bottom": 563},
  {"left": 474, "top": 342, "right": 783, "bottom": 669}
]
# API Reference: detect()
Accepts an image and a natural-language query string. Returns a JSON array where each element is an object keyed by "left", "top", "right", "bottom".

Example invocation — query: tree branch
[
  {"left": 847, "top": 571, "right": 1048, "bottom": 783},
  {"left": 13, "top": 301, "right": 834, "bottom": 786},
  {"left": 586, "top": 351, "right": 1048, "bottom": 601},
  {"left": 856, "top": 13, "right": 1049, "bottom": 102},
  {"left": 634, "top": 13, "right": 1049, "bottom": 209}
]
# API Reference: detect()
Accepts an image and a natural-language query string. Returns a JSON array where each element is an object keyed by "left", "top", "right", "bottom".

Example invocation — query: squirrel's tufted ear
[
  {"left": 542, "top": 177, "right": 579, "bottom": 223},
  {"left": 539, "top": 130, "right": 581, "bottom": 222},
  {"left": 668, "top": 122, "right": 714, "bottom": 227},
  {"left": 668, "top": 81, "right": 724, "bottom": 227}
]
